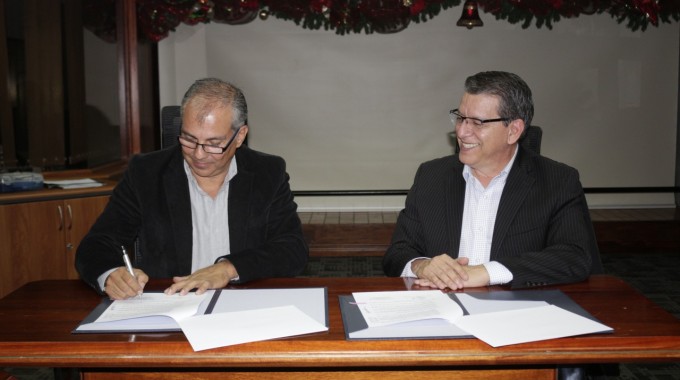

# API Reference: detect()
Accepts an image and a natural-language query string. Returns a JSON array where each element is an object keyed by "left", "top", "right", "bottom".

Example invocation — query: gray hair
[
  {"left": 180, "top": 78, "right": 248, "bottom": 131},
  {"left": 464, "top": 71, "right": 534, "bottom": 127}
]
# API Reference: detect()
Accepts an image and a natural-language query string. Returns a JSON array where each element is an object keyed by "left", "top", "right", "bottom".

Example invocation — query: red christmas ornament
[{"left": 409, "top": 0, "right": 426, "bottom": 16}]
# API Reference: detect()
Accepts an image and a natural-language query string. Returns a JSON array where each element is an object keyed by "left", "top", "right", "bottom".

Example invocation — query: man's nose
[
  {"left": 193, "top": 145, "right": 209, "bottom": 158},
  {"left": 456, "top": 120, "right": 474, "bottom": 136}
]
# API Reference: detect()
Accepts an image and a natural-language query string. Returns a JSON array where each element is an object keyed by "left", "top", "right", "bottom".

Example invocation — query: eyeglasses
[
  {"left": 449, "top": 109, "right": 509, "bottom": 129},
  {"left": 177, "top": 127, "right": 242, "bottom": 154}
]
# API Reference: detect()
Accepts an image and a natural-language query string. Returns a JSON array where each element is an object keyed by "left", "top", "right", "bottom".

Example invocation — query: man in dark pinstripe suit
[{"left": 383, "top": 71, "right": 602, "bottom": 290}]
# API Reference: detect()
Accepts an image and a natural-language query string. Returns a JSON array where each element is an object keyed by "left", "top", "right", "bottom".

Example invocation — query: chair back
[
  {"left": 160, "top": 105, "right": 181, "bottom": 149},
  {"left": 521, "top": 125, "right": 542, "bottom": 155}
]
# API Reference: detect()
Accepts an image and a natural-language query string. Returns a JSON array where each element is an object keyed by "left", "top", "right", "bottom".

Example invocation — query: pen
[
  {"left": 121, "top": 245, "right": 142, "bottom": 297},
  {"left": 121, "top": 245, "right": 136, "bottom": 279}
]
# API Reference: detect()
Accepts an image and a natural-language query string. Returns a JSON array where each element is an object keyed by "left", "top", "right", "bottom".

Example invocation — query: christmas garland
[{"left": 84, "top": 0, "right": 680, "bottom": 42}]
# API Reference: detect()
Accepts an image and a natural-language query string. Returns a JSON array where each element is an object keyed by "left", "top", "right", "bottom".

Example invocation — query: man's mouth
[
  {"left": 191, "top": 160, "right": 211, "bottom": 168},
  {"left": 460, "top": 142, "right": 479, "bottom": 149}
]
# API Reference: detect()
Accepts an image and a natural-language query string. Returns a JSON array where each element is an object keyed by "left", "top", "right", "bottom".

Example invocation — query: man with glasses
[
  {"left": 76, "top": 78, "right": 308, "bottom": 300},
  {"left": 383, "top": 71, "right": 602, "bottom": 290}
]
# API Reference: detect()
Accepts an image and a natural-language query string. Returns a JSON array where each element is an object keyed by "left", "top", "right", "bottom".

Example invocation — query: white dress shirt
[{"left": 185, "top": 158, "right": 238, "bottom": 272}]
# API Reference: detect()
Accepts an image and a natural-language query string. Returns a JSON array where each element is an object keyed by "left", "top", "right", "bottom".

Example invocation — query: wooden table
[{"left": 1, "top": 275, "right": 679, "bottom": 380}]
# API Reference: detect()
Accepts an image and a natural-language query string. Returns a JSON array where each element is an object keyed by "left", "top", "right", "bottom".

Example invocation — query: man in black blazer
[
  {"left": 383, "top": 71, "right": 601, "bottom": 290},
  {"left": 76, "top": 78, "right": 308, "bottom": 299}
]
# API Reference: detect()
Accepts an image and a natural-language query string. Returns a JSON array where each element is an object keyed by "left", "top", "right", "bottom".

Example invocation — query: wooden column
[
  {"left": 24, "top": 0, "right": 65, "bottom": 168},
  {"left": 63, "top": 0, "right": 87, "bottom": 166},
  {"left": 117, "top": 0, "right": 140, "bottom": 158},
  {"left": 0, "top": 1, "right": 16, "bottom": 168}
]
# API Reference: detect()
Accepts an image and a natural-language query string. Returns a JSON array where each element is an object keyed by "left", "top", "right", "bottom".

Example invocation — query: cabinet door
[
  {"left": 63, "top": 196, "right": 109, "bottom": 279},
  {"left": 0, "top": 200, "right": 65, "bottom": 298}
]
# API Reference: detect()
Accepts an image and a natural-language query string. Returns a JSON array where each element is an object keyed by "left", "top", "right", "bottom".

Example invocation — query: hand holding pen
[
  {"left": 103, "top": 246, "right": 148, "bottom": 300},
  {"left": 121, "top": 245, "right": 143, "bottom": 298}
]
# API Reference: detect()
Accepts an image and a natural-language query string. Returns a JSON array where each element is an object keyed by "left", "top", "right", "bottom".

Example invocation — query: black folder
[
  {"left": 339, "top": 289, "right": 608, "bottom": 340},
  {"left": 74, "top": 287, "right": 329, "bottom": 334}
]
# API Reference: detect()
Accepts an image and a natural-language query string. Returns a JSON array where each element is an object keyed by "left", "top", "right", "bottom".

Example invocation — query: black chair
[
  {"left": 450, "top": 125, "right": 543, "bottom": 155},
  {"left": 519, "top": 125, "right": 542, "bottom": 155},
  {"left": 135, "top": 105, "right": 182, "bottom": 262},
  {"left": 160, "top": 105, "right": 182, "bottom": 149}
]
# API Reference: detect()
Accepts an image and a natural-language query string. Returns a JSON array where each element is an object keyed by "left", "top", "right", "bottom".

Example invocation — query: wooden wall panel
[
  {"left": 0, "top": 1, "right": 16, "bottom": 168},
  {"left": 24, "top": 0, "right": 65, "bottom": 168}
]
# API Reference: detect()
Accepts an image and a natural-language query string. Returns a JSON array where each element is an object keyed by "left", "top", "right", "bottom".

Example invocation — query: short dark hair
[
  {"left": 464, "top": 71, "right": 534, "bottom": 127},
  {"left": 180, "top": 78, "right": 248, "bottom": 131}
]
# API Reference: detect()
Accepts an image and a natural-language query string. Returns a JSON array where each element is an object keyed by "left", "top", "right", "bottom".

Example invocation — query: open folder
[
  {"left": 339, "top": 289, "right": 612, "bottom": 346},
  {"left": 74, "top": 287, "right": 328, "bottom": 334}
]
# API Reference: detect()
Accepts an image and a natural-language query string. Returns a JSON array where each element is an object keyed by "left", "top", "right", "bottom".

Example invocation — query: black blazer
[
  {"left": 76, "top": 146, "right": 308, "bottom": 291},
  {"left": 383, "top": 146, "right": 602, "bottom": 288}
]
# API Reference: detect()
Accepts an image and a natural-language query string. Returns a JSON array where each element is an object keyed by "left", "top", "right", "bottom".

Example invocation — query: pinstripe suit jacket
[{"left": 383, "top": 146, "right": 602, "bottom": 289}]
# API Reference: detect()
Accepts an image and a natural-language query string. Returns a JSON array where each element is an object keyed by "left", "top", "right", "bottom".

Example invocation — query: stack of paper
[{"left": 342, "top": 290, "right": 613, "bottom": 347}]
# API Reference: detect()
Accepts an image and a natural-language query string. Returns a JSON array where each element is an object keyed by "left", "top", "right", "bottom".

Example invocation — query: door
[
  {"left": 63, "top": 196, "right": 109, "bottom": 279},
  {"left": 0, "top": 200, "right": 65, "bottom": 298}
]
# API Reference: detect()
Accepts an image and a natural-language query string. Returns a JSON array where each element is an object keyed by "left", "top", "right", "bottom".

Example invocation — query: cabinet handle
[
  {"left": 57, "top": 205, "right": 64, "bottom": 231},
  {"left": 66, "top": 204, "right": 73, "bottom": 230}
]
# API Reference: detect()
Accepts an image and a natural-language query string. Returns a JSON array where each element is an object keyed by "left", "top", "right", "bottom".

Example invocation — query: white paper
[
  {"left": 348, "top": 317, "right": 470, "bottom": 339},
  {"left": 44, "top": 178, "right": 103, "bottom": 189},
  {"left": 210, "top": 288, "right": 327, "bottom": 326},
  {"left": 95, "top": 292, "right": 208, "bottom": 323},
  {"left": 179, "top": 305, "right": 329, "bottom": 351},
  {"left": 352, "top": 290, "right": 463, "bottom": 327},
  {"left": 455, "top": 293, "right": 548, "bottom": 315},
  {"left": 454, "top": 304, "right": 613, "bottom": 347}
]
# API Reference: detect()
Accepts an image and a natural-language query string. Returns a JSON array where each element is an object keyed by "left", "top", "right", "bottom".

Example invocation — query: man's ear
[
  {"left": 236, "top": 125, "right": 249, "bottom": 147},
  {"left": 507, "top": 119, "right": 525, "bottom": 145}
]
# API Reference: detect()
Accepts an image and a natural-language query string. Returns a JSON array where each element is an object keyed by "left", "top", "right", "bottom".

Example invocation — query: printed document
[
  {"left": 94, "top": 292, "right": 208, "bottom": 323},
  {"left": 75, "top": 292, "right": 211, "bottom": 332},
  {"left": 352, "top": 290, "right": 463, "bottom": 326}
]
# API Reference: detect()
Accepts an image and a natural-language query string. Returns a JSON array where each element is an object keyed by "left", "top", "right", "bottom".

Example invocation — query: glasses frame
[
  {"left": 449, "top": 109, "right": 510, "bottom": 128},
  {"left": 177, "top": 126, "right": 243, "bottom": 155}
]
